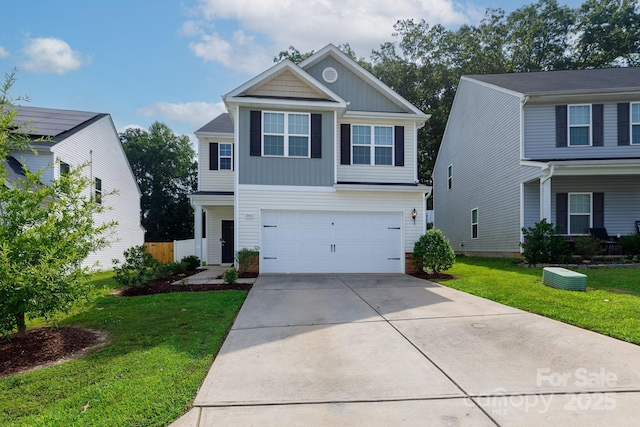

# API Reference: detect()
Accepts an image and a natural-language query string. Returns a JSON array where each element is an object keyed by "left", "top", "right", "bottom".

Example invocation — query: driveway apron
[{"left": 172, "top": 273, "right": 640, "bottom": 426}]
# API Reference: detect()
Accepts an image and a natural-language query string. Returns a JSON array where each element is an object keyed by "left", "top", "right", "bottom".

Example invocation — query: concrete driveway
[{"left": 173, "top": 274, "right": 640, "bottom": 426}]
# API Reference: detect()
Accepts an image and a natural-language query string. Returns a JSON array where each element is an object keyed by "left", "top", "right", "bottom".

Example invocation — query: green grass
[
  {"left": 0, "top": 273, "right": 247, "bottom": 427},
  {"left": 437, "top": 257, "right": 640, "bottom": 345}
]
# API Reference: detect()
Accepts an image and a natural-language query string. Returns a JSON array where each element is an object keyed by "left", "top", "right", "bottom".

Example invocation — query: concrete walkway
[
  {"left": 171, "top": 266, "right": 256, "bottom": 285},
  {"left": 172, "top": 274, "right": 640, "bottom": 426}
]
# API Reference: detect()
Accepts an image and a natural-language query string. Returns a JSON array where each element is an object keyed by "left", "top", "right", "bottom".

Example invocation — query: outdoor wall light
[{"left": 411, "top": 208, "right": 417, "bottom": 224}]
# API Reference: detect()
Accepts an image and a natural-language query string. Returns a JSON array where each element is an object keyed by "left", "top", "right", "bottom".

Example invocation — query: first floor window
[
  {"left": 447, "top": 165, "right": 453, "bottom": 190},
  {"left": 569, "top": 105, "right": 591, "bottom": 146},
  {"left": 219, "top": 143, "right": 232, "bottom": 170},
  {"left": 351, "top": 125, "right": 393, "bottom": 165},
  {"left": 569, "top": 193, "right": 591, "bottom": 235},
  {"left": 471, "top": 208, "right": 478, "bottom": 239},
  {"left": 59, "top": 161, "right": 70, "bottom": 176},
  {"left": 263, "top": 112, "right": 309, "bottom": 157},
  {"left": 632, "top": 103, "right": 640, "bottom": 145},
  {"left": 95, "top": 177, "right": 102, "bottom": 205}
]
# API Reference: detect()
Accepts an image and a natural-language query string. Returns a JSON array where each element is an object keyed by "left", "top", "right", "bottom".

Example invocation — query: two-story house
[
  {"left": 5, "top": 106, "right": 144, "bottom": 268},
  {"left": 190, "top": 44, "right": 431, "bottom": 273},
  {"left": 434, "top": 68, "right": 640, "bottom": 257}
]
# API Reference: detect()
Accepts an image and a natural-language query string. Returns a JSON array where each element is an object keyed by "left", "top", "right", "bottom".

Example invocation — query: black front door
[{"left": 221, "top": 220, "right": 234, "bottom": 264}]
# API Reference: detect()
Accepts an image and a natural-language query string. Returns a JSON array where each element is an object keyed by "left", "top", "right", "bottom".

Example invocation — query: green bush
[
  {"left": 620, "top": 234, "right": 640, "bottom": 259},
  {"left": 521, "top": 219, "right": 570, "bottom": 266},
  {"left": 223, "top": 267, "right": 238, "bottom": 284},
  {"left": 155, "top": 261, "right": 188, "bottom": 279},
  {"left": 573, "top": 235, "right": 604, "bottom": 260},
  {"left": 236, "top": 247, "right": 259, "bottom": 274},
  {"left": 180, "top": 255, "right": 201, "bottom": 270},
  {"left": 112, "top": 245, "right": 159, "bottom": 288},
  {"left": 412, "top": 229, "right": 455, "bottom": 274}
]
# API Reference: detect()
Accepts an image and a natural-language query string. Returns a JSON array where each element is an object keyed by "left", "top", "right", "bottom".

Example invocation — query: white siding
[
  {"left": 205, "top": 205, "right": 234, "bottom": 264},
  {"left": 11, "top": 150, "right": 54, "bottom": 183},
  {"left": 337, "top": 119, "right": 416, "bottom": 184},
  {"left": 52, "top": 116, "right": 144, "bottom": 269},
  {"left": 198, "top": 138, "right": 234, "bottom": 192},
  {"left": 237, "top": 186, "right": 426, "bottom": 256}
]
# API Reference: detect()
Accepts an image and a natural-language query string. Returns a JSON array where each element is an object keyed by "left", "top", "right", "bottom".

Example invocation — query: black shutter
[
  {"left": 250, "top": 110, "right": 261, "bottom": 156},
  {"left": 311, "top": 114, "right": 322, "bottom": 158},
  {"left": 556, "top": 193, "right": 568, "bottom": 234},
  {"left": 593, "top": 193, "right": 605, "bottom": 228},
  {"left": 340, "top": 124, "right": 350, "bottom": 165},
  {"left": 209, "top": 143, "right": 218, "bottom": 170},
  {"left": 618, "top": 103, "right": 630, "bottom": 146},
  {"left": 394, "top": 126, "right": 404, "bottom": 167},
  {"left": 556, "top": 105, "right": 568, "bottom": 147},
  {"left": 592, "top": 104, "right": 603, "bottom": 146}
]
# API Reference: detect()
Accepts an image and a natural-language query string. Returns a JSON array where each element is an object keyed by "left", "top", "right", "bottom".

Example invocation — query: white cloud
[
  {"left": 0, "top": 46, "right": 9, "bottom": 59},
  {"left": 22, "top": 37, "right": 90, "bottom": 74},
  {"left": 136, "top": 101, "right": 226, "bottom": 129},
  {"left": 185, "top": 0, "right": 476, "bottom": 73}
]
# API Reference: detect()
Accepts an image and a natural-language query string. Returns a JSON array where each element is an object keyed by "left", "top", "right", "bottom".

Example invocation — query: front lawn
[
  {"left": 436, "top": 257, "right": 640, "bottom": 345},
  {"left": 0, "top": 273, "right": 247, "bottom": 427}
]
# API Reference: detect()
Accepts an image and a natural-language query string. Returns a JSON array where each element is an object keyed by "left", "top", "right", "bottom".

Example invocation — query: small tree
[
  {"left": 0, "top": 70, "right": 114, "bottom": 338},
  {"left": 412, "top": 229, "right": 455, "bottom": 274},
  {"left": 521, "top": 219, "right": 569, "bottom": 266}
]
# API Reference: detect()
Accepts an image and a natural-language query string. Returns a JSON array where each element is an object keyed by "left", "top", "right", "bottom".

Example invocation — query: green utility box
[{"left": 543, "top": 267, "right": 587, "bottom": 291}]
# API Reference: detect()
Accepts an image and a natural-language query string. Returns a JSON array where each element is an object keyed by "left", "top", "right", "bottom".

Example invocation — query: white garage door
[{"left": 261, "top": 210, "right": 403, "bottom": 273}]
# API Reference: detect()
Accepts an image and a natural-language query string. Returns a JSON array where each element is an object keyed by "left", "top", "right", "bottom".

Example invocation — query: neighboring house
[
  {"left": 191, "top": 44, "right": 431, "bottom": 273},
  {"left": 433, "top": 68, "right": 640, "bottom": 257},
  {"left": 5, "top": 106, "right": 144, "bottom": 268}
]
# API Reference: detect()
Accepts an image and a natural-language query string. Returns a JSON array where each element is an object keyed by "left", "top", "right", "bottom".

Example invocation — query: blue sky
[{"left": 1, "top": 0, "right": 583, "bottom": 149}]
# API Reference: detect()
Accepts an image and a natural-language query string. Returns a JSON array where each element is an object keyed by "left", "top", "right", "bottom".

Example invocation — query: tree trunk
[{"left": 15, "top": 313, "right": 26, "bottom": 339}]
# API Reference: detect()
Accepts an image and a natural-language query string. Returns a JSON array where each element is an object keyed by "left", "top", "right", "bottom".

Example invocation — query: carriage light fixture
[{"left": 411, "top": 208, "right": 417, "bottom": 224}]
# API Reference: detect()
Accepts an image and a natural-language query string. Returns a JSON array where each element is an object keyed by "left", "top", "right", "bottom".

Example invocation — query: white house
[
  {"left": 6, "top": 106, "right": 144, "bottom": 268},
  {"left": 190, "top": 44, "right": 431, "bottom": 273}
]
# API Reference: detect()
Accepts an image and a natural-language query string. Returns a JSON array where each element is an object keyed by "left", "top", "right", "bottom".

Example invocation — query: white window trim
[
  {"left": 447, "top": 164, "right": 453, "bottom": 191},
  {"left": 631, "top": 102, "right": 640, "bottom": 145},
  {"left": 471, "top": 207, "right": 478, "bottom": 239},
  {"left": 351, "top": 124, "right": 394, "bottom": 166},
  {"left": 262, "top": 111, "right": 311, "bottom": 158},
  {"left": 219, "top": 143, "right": 233, "bottom": 170},
  {"left": 568, "top": 192, "right": 592, "bottom": 236},
  {"left": 568, "top": 104, "right": 592, "bottom": 147}
]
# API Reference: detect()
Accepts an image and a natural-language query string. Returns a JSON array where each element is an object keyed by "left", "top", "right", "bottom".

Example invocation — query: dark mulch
[
  {"left": 215, "top": 272, "right": 259, "bottom": 280},
  {"left": 409, "top": 271, "right": 455, "bottom": 281},
  {"left": 117, "top": 270, "right": 253, "bottom": 297},
  {"left": 0, "top": 326, "right": 106, "bottom": 377}
]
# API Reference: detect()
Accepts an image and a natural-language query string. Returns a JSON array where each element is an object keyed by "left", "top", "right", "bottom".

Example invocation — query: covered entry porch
[{"left": 189, "top": 191, "right": 234, "bottom": 266}]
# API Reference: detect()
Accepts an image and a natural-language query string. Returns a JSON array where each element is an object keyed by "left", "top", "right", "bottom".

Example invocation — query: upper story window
[
  {"left": 447, "top": 164, "right": 452, "bottom": 190},
  {"left": 95, "top": 177, "right": 102, "bottom": 205},
  {"left": 632, "top": 103, "right": 640, "bottom": 145},
  {"left": 263, "top": 112, "right": 310, "bottom": 157},
  {"left": 568, "top": 105, "right": 591, "bottom": 146},
  {"left": 59, "top": 161, "right": 70, "bottom": 176},
  {"left": 351, "top": 125, "right": 393, "bottom": 165},
  {"left": 219, "top": 143, "right": 232, "bottom": 170}
]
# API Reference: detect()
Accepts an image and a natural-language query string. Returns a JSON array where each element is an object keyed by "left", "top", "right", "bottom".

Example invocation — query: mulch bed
[
  {"left": 0, "top": 326, "right": 106, "bottom": 377},
  {"left": 117, "top": 270, "right": 254, "bottom": 296},
  {"left": 409, "top": 271, "right": 455, "bottom": 281}
]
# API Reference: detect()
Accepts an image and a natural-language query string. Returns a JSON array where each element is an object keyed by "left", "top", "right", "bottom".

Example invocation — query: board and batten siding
[
  {"left": 550, "top": 175, "right": 640, "bottom": 236},
  {"left": 52, "top": 116, "right": 144, "bottom": 269},
  {"left": 304, "top": 56, "right": 406, "bottom": 113},
  {"left": 198, "top": 138, "right": 233, "bottom": 192},
  {"left": 524, "top": 103, "right": 640, "bottom": 160},
  {"left": 337, "top": 119, "right": 416, "bottom": 184},
  {"left": 238, "top": 108, "right": 335, "bottom": 186},
  {"left": 434, "top": 78, "right": 523, "bottom": 255},
  {"left": 236, "top": 186, "right": 425, "bottom": 254},
  {"left": 205, "top": 206, "right": 234, "bottom": 264}
]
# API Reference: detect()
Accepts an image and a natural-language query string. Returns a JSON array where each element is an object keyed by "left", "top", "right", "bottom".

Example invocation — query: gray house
[{"left": 433, "top": 68, "right": 640, "bottom": 257}]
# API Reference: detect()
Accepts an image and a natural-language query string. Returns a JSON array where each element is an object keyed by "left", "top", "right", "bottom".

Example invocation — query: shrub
[
  {"left": 223, "top": 267, "right": 238, "bottom": 284},
  {"left": 573, "top": 235, "right": 604, "bottom": 260},
  {"left": 180, "top": 255, "right": 201, "bottom": 271},
  {"left": 521, "top": 219, "right": 570, "bottom": 266},
  {"left": 112, "top": 245, "right": 159, "bottom": 288},
  {"left": 155, "top": 261, "right": 188, "bottom": 279},
  {"left": 236, "top": 247, "right": 259, "bottom": 274},
  {"left": 412, "top": 229, "right": 455, "bottom": 274},
  {"left": 620, "top": 234, "right": 640, "bottom": 259}
]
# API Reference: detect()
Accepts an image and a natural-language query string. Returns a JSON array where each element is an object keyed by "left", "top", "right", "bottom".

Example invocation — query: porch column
[
  {"left": 194, "top": 204, "right": 203, "bottom": 262},
  {"left": 540, "top": 177, "right": 552, "bottom": 222}
]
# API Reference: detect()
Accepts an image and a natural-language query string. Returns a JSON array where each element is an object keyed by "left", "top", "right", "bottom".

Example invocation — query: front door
[{"left": 221, "top": 220, "right": 234, "bottom": 264}]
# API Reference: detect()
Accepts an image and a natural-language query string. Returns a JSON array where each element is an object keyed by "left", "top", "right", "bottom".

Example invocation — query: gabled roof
[
  {"left": 13, "top": 106, "right": 107, "bottom": 145},
  {"left": 466, "top": 67, "right": 640, "bottom": 96},
  {"left": 196, "top": 113, "right": 233, "bottom": 134},
  {"left": 2, "top": 156, "right": 26, "bottom": 187}
]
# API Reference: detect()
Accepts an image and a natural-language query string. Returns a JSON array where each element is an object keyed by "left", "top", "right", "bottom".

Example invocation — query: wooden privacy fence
[{"left": 144, "top": 242, "right": 174, "bottom": 264}]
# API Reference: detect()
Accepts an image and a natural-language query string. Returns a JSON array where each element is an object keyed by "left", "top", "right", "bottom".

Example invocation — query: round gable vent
[{"left": 322, "top": 67, "right": 338, "bottom": 83}]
